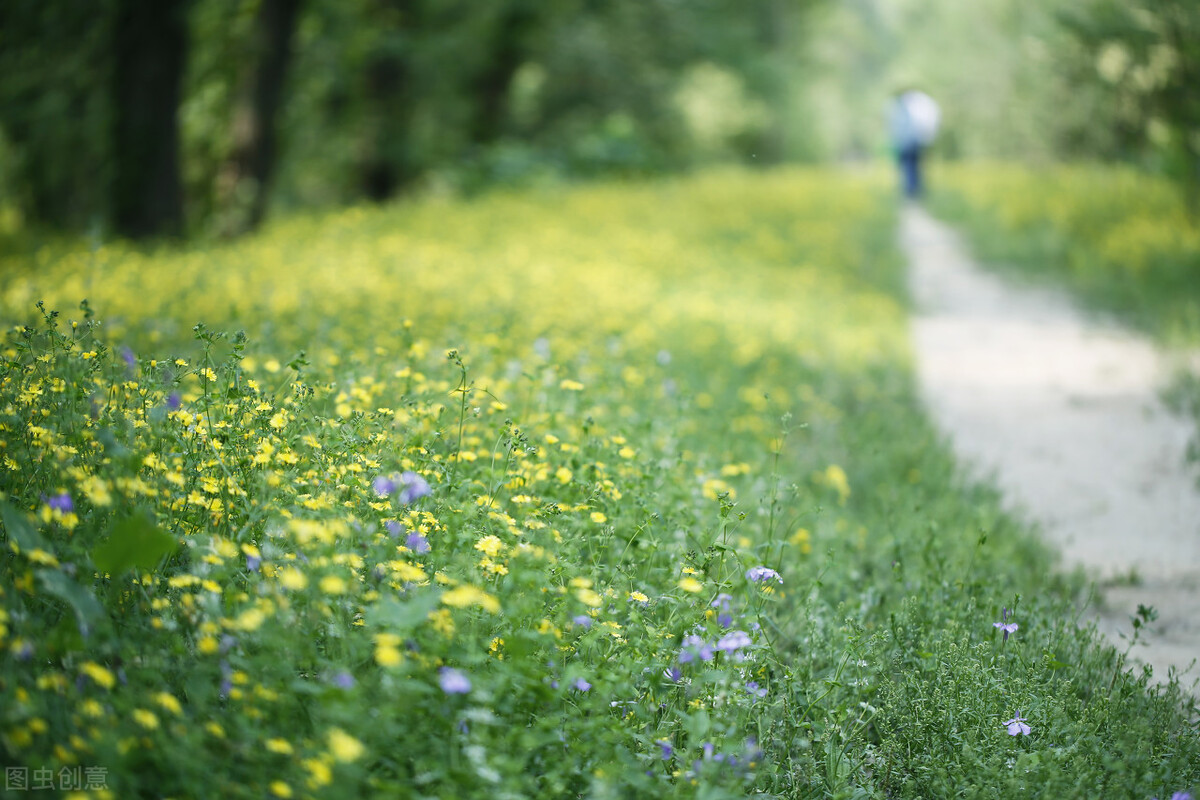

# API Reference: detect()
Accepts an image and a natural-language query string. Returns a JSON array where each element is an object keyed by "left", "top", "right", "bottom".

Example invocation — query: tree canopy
[{"left": 1, "top": 0, "right": 1197, "bottom": 239}]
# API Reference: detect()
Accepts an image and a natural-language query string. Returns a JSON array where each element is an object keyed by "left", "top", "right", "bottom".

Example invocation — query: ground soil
[{"left": 902, "top": 204, "right": 1200, "bottom": 688}]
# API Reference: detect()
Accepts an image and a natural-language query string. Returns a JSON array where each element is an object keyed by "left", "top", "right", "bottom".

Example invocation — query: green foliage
[
  {"left": 1, "top": 169, "right": 1197, "bottom": 797},
  {"left": 928, "top": 162, "right": 1200, "bottom": 344}
]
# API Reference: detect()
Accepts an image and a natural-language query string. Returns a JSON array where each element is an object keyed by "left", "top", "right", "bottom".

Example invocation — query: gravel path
[{"left": 902, "top": 203, "right": 1200, "bottom": 686}]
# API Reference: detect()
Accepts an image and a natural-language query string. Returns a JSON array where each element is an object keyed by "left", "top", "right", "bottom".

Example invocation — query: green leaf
[
  {"left": 92, "top": 510, "right": 178, "bottom": 574},
  {"left": 38, "top": 569, "right": 106, "bottom": 638},
  {"left": 365, "top": 591, "right": 441, "bottom": 633},
  {"left": 1, "top": 501, "right": 48, "bottom": 553}
]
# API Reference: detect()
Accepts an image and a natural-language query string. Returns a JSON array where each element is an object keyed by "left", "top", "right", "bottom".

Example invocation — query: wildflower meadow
[{"left": 2, "top": 168, "right": 1199, "bottom": 798}]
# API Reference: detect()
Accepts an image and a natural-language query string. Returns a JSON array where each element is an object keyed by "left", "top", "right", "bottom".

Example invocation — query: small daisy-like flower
[
  {"left": 398, "top": 471, "right": 431, "bottom": 504},
  {"left": 1003, "top": 713, "right": 1031, "bottom": 736},
  {"left": 439, "top": 667, "right": 471, "bottom": 695},
  {"left": 745, "top": 566, "right": 782, "bottom": 584},
  {"left": 628, "top": 590, "right": 650, "bottom": 606},
  {"left": 716, "top": 630, "right": 752, "bottom": 653},
  {"left": 678, "top": 634, "right": 714, "bottom": 664},
  {"left": 44, "top": 492, "right": 74, "bottom": 513},
  {"left": 327, "top": 727, "right": 365, "bottom": 762},
  {"left": 993, "top": 607, "right": 1018, "bottom": 641}
]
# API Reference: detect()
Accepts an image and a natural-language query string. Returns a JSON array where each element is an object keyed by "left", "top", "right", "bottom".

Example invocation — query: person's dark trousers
[{"left": 898, "top": 145, "right": 923, "bottom": 198}]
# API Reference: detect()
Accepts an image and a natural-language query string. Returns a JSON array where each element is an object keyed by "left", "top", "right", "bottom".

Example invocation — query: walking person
[{"left": 889, "top": 88, "right": 940, "bottom": 199}]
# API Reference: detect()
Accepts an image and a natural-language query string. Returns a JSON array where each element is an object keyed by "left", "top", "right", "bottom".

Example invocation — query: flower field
[
  {"left": 2, "top": 168, "right": 1198, "bottom": 798},
  {"left": 928, "top": 162, "right": 1200, "bottom": 345}
]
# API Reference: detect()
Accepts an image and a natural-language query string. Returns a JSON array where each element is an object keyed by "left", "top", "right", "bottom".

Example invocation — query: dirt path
[{"left": 901, "top": 204, "right": 1200, "bottom": 686}]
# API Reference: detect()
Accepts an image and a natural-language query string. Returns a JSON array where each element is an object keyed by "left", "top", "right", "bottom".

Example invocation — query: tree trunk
[
  {"left": 467, "top": 3, "right": 536, "bottom": 148},
  {"left": 359, "top": 0, "right": 419, "bottom": 202},
  {"left": 111, "top": 0, "right": 190, "bottom": 238},
  {"left": 218, "top": 0, "right": 303, "bottom": 236}
]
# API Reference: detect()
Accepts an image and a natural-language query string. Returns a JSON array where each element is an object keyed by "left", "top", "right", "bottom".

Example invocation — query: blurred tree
[
  {"left": 1059, "top": 0, "right": 1200, "bottom": 210},
  {"left": 216, "top": 0, "right": 304, "bottom": 235},
  {"left": 0, "top": 0, "right": 113, "bottom": 231},
  {"left": 111, "top": 0, "right": 191, "bottom": 238}
]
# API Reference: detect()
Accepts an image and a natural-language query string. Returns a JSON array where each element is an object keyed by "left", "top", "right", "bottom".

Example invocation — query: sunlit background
[{"left": 0, "top": 0, "right": 1195, "bottom": 243}]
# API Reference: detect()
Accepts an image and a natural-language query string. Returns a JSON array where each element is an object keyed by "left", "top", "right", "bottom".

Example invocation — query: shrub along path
[{"left": 903, "top": 202, "right": 1200, "bottom": 685}]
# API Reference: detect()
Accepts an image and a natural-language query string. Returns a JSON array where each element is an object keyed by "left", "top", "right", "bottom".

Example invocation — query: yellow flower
[
  {"left": 234, "top": 608, "right": 267, "bottom": 631},
  {"left": 304, "top": 758, "right": 332, "bottom": 788},
  {"left": 132, "top": 709, "right": 159, "bottom": 730},
  {"left": 559, "top": 379, "right": 585, "bottom": 391},
  {"left": 319, "top": 575, "right": 347, "bottom": 595},
  {"left": 375, "top": 645, "right": 403, "bottom": 668},
  {"left": 789, "top": 527, "right": 813, "bottom": 555},
  {"left": 374, "top": 633, "right": 404, "bottom": 667},
  {"left": 473, "top": 535, "right": 504, "bottom": 557},
  {"left": 327, "top": 727, "right": 365, "bottom": 762},
  {"left": 278, "top": 567, "right": 308, "bottom": 591},
  {"left": 822, "top": 464, "right": 850, "bottom": 504},
  {"left": 678, "top": 577, "right": 704, "bottom": 594},
  {"left": 428, "top": 608, "right": 455, "bottom": 636},
  {"left": 26, "top": 548, "right": 59, "bottom": 567},
  {"left": 266, "top": 738, "right": 294, "bottom": 755},
  {"left": 441, "top": 585, "right": 501, "bottom": 614},
  {"left": 269, "top": 780, "right": 293, "bottom": 798},
  {"left": 590, "top": 512, "right": 607, "bottom": 524},
  {"left": 154, "top": 692, "right": 183, "bottom": 716},
  {"left": 79, "top": 699, "right": 105, "bottom": 718},
  {"left": 575, "top": 588, "right": 603, "bottom": 607},
  {"left": 80, "top": 662, "right": 116, "bottom": 690}
]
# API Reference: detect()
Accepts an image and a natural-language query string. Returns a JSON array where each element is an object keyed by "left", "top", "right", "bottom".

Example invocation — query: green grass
[
  {"left": 1, "top": 167, "right": 1197, "bottom": 799},
  {"left": 927, "top": 161, "right": 1200, "bottom": 346}
]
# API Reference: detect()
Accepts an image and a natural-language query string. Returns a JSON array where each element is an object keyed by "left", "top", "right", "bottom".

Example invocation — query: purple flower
[
  {"left": 716, "top": 630, "right": 752, "bottom": 653},
  {"left": 1003, "top": 713, "right": 1031, "bottom": 736},
  {"left": 166, "top": 392, "right": 181, "bottom": 411},
  {"left": 44, "top": 492, "right": 74, "bottom": 513},
  {"left": 572, "top": 677, "right": 592, "bottom": 692},
  {"left": 406, "top": 531, "right": 430, "bottom": 553},
  {"left": 663, "top": 666, "right": 683, "bottom": 683},
  {"left": 120, "top": 346, "right": 137, "bottom": 371},
  {"left": 745, "top": 681, "right": 768, "bottom": 699},
  {"left": 993, "top": 608, "right": 1018, "bottom": 641},
  {"left": 745, "top": 566, "right": 782, "bottom": 584},
  {"left": 711, "top": 593, "right": 733, "bottom": 610},
  {"left": 385, "top": 520, "right": 404, "bottom": 538},
  {"left": 246, "top": 554, "right": 261, "bottom": 572},
  {"left": 398, "top": 471, "right": 431, "bottom": 504},
  {"left": 373, "top": 475, "right": 397, "bottom": 498},
  {"left": 717, "top": 612, "right": 734, "bottom": 628},
  {"left": 656, "top": 739, "right": 674, "bottom": 759},
  {"left": 678, "top": 634, "right": 714, "bottom": 664},
  {"left": 572, "top": 615, "right": 593, "bottom": 629},
  {"left": 332, "top": 671, "right": 356, "bottom": 690},
  {"left": 438, "top": 667, "right": 471, "bottom": 695}
]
